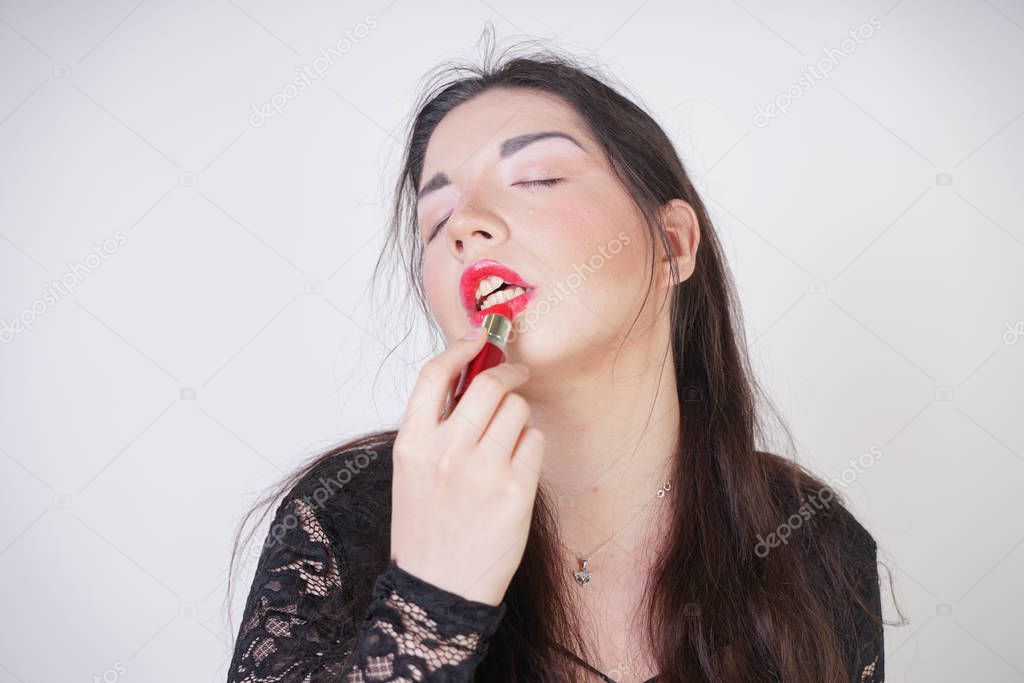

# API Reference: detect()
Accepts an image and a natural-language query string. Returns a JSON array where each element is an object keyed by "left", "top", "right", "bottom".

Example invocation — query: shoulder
[
  {"left": 756, "top": 450, "right": 879, "bottom": 576},
  {"left": 280, "top": 432, "right": 397, "bottom": 561},
  {"left": 286, "top": 434, "right": 395, "bottom": 503},
  {"left": 757, "top": 451, "right": 884, "bottom": 674}
]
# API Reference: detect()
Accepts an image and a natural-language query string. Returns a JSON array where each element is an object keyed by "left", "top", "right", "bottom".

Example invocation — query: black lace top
[{"left": 226, "top": 441, "right": 884, "bottom": 682}]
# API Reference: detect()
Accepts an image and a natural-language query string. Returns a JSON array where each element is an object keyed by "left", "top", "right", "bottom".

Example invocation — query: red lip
[{"left": 460, "top": 258, "right": 537, "bottom": 326}]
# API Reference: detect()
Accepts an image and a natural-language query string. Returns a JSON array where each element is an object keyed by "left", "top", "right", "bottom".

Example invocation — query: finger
[
  {"left": 476, "top": 391, "right": 531, "bottom": 462},
  {"left": 446, "top": 363, "right": 530, "bottom": 447},
  {"left": 402, "top": 330, "right": 489, "bottom": 429},
  {"left": 510, "top": 426, "right": 545, "bottom": 485}
]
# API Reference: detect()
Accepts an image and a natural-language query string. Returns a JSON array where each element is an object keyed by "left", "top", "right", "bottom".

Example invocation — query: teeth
[
  {"left": 479, "top": 285, "right": 525, "bottom": 310},
  {"left": 474, "top": 275, "right": 504, "bottom": 303}
]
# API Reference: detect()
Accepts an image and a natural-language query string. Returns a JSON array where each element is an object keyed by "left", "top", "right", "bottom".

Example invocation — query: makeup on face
[
  {"left": 460, "top": 258, "right": 537, "bottom": 327},
  {"left": 417, "top": 130, "right": 588, "bottom": 203},
  {"left": 415, "top": 130, "right": 591, "bottom": 244},
  {"left": 442, "top": 257, "right": 539, "bottom": 419}
]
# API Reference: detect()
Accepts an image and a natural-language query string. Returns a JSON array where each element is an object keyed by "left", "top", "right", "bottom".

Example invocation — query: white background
[{"left": 1, "top": 1, "right": 1022, "bottom": 681}]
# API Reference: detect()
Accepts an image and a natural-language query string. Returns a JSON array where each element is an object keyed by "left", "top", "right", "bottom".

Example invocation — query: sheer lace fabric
[
  {"left": 228, "top": 494, "right": 506, "bottom": 682},
  {"left": 227, "top": 451, "right": 884, "bottom": 682}
]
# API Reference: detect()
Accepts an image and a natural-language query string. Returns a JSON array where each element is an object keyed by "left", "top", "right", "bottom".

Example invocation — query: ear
[{"left": 656, "top": 198, "right": 700, "bottom": 291}]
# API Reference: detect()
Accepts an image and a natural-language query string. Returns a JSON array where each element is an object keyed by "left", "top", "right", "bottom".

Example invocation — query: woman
[{"left": 225, "top": 37, "right": 892, "bottom": 683}]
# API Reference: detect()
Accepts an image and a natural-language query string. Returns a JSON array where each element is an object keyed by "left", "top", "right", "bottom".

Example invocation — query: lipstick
[
  {"left": 444, "top": 304, "right": 513, "bottom": 418},
  {"left": 461, "top": 258, "right": 537, "bottom": 327}
]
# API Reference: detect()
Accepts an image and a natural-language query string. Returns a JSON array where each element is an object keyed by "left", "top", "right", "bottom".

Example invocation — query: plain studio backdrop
[{"left": 1, "top": 1, "right": 1022, "bottom": 681}]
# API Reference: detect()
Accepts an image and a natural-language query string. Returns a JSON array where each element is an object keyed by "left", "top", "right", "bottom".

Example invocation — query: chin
[{"left": 506, "top": 316, "right": 579, "bottom": 367}]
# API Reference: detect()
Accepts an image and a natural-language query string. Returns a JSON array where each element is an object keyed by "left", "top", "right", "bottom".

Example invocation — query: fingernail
[
  {"left": 511, "top": 363, "right": 529, "bottom": 374},
  {"left": 462, "top": 327, "right": 484, "bottom": 340}
]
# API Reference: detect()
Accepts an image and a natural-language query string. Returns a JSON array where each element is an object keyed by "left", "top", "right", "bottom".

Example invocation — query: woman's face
[{"left": 417, "top": 87, "right": 671, "bottom": 374}]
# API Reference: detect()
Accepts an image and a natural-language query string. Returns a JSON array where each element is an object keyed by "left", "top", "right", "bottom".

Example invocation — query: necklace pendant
[{"left": 573, "top": 559, "right": 591, "bottom": 586}]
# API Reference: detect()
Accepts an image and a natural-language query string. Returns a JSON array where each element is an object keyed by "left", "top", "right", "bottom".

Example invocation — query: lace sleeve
[{"left": 226, "top": 496, "right": 508, "bottom": 682}]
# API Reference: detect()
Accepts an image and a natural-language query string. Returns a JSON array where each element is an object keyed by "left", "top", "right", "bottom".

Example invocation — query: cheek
[
  {"left": 540, "top": 186, "right": 642, "bottom": 260},
  {"left": 421, "top": 251, "right": 468, "bottom": 336},
  {"left": 540, "top": 190, "right": 650, "bottom": 312},
  {"left": 421, "top": 253, "right": 447, "bottom": 311}
]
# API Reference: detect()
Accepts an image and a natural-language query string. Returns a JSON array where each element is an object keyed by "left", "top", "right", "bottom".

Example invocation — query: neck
[{"left": 520, "top": 332, "right": 680, "bottom": 571}]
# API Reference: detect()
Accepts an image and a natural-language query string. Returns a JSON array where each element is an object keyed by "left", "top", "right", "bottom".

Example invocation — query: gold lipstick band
[{"left": 481, "top": 312, "right": 512, "bottom": 349}]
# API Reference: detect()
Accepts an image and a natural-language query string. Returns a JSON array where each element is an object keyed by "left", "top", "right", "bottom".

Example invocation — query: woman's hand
[{"left": 390, "top": 328, "right": 545, "bottom": 607}]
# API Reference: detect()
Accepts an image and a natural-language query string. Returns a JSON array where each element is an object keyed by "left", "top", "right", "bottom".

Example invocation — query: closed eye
[
  {"left": 427, "top": 178, "right": 564, "bottom": 241},
  {"left": 515, "top": 178, "right": 563, "bottom": 188},
  {"left": 428, "top": 215, "right": 449, "bottom": 241}
]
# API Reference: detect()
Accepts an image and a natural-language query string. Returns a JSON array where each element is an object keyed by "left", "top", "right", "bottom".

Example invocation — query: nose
[{"left": 444, "top": 199, "right": 509, "bottom": 260}]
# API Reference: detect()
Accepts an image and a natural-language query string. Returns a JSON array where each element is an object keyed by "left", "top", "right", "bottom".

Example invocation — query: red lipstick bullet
[{"left": 444, "top": 305, "right": 514, "bottom": 418}]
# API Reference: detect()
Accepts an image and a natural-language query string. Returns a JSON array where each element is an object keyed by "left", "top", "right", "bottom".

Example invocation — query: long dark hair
[{"left": 226, "top": 27, "right": 901, "bottom": 682}]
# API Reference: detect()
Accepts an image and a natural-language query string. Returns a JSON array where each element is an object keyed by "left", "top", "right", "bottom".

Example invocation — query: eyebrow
[{"left": 417, "top": 130, "right": 587, "bottom": 201}]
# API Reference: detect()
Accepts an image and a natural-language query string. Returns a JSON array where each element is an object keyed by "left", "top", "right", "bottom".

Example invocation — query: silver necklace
[{"left": 568, "top": 479, "right": 672, "bottom": 586}]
